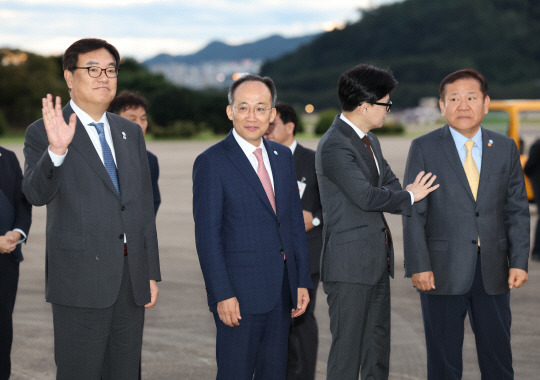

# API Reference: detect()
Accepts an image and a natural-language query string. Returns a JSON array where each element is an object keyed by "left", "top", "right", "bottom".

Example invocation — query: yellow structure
[{"left": 489, "top": 100, "right": 540, "bottom": 200}]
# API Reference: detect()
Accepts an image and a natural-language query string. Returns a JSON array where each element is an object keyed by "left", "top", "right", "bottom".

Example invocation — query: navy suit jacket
[
  {"left": 147, "top": 150, "right": 161, "bottom": 215},
  {"left": 193, "top": 132, "right": 312, "bottom": 315},
  {"left": 0, "top": 146, "right": 32, "bottom": 262}
]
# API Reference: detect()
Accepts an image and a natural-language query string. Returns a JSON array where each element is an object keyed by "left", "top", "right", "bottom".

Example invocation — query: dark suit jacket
[
  {"left": 192, "top": 132, "right": 312, "bottom": 315},
  {"left": 316, "top": 116, "right": 412, "bottom": 285},
  {"left": 22, "top": 104, "right": 161, "bottom": 308},
  {"left": 403, "top": 125, "right": 529, "bottom": 295},
  {"left": 294, "top": 143, "right": 323, "bottom": 275},
  {"left": 147, "top": 150, "right": 161, "bottom": 215},
  {"left": 0, "top": 146, "right": 32, "bottom": 262}
]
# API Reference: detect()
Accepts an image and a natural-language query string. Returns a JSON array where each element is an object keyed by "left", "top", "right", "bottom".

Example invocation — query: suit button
[
  {"left": 121, "top": 206, "right": 126, "bottom": 211},
  {"left": 278, "top": 223, "right": 281, "bottom": 228},
  {"left": 118, "top": 234, "right": 123, "bottom": 239},
  {"left": 476, "top": 212, "right": 480, "bottom": 217},
  {"left": 472, "top": 240, "right": 477, "bottom": 245},
  {"left": 280, "top": 249, "right": 285, "bottom": 254}
]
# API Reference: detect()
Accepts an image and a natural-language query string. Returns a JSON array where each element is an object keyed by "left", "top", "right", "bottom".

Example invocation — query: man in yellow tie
[{"left": 402, "top": 68, "right": 530, "bottom": 380}]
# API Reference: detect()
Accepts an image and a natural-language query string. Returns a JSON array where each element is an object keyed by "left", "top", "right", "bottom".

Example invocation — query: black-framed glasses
[
  {"left": 73, "top": 66, "right": 119, "bottom": 78},
  {"left": 233, "top": 105, "right": 272, "bottom": 116},
  {"left": 370, "top": 101, "right": 392, "bottom": 113}
]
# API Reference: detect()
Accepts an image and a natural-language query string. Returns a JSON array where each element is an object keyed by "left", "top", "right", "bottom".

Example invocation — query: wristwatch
[{"left": 312, "top": 217, "right": 321, "bottom": 227}]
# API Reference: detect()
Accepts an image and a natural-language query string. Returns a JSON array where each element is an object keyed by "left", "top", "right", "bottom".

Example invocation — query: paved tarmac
[{"left": 3, "top": 136, "right": 540, "bottom": 379}]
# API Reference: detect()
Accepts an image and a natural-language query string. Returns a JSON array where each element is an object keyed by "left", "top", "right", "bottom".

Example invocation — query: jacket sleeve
[
  {"left": 192, "top": 153, "right": 236, "bottom": 304},
  {"left": 320, "top": 136, "right": 411, "bottom": 215},
  {"left": 402, "top": 139, "right": 432, "bottom": 276}
]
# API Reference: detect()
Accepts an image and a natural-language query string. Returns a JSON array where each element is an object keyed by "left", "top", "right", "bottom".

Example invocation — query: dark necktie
[
  {"left": 90, "top": 122, "right": 120, "bottom": 195},
  {"left": 361, "top": 135, "right": 379, "bottom": 180}
]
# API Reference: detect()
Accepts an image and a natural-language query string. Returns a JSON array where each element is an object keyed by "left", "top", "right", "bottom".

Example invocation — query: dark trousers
[
  {"left": 532, "top": 215, "right": 540, "bottom": 258},
  {"left": 323, "top": 274, "right": 391, "bottom": 380},
  {"left": 52, "top": 257, "right": 145, "bottom": 380},
  {"left": 0, "top": 256, "right": 19, "bottom": 380},
  {"left": 287, "top": 272, "right": 319, "bottom": 380},
  {"left": 214, "top": 264, "right": 293, "bottom": 380},
  {"left": 420, "top": 254, "right": 513, "bottom": 380}
]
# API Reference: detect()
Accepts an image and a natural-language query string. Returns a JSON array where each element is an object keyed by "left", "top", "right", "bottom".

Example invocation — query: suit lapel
[
  {"left": 477, "top": 128, "right": 495, "bottom": 200},
  {"left": 438, "top": 125, "right": 476, "bottom": 201},
  {"left": 109, "top": 114, "right": 129, "bottom": 199},
  {"left": 335, "top": 121, "right": 379, "bottom": 185},
  {"left": 223, "top": 133, "right": 276, "bottom": 216}
]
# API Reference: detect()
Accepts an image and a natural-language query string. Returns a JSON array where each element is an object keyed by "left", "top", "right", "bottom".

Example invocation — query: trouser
[
  {"left": 324, "top": 275, "right": 391, "bottom": 380},
  {"left": 0, "top": 255, "right": 19, "bottom": 380},
  {"left": 420, "top": 254, "right": 513, "bottom": 380},
  {"left": 52, "top": 257, "right": 145, "bottom": 380}
]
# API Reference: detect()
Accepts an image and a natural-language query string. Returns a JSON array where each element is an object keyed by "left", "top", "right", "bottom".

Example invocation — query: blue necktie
[{"left": 90, "top": 122, "right": 120, "bottom": 195}]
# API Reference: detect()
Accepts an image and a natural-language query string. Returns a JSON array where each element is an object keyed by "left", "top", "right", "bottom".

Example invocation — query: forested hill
[{"left": 261, "top": 0, "right": 540, "bottom": 109}]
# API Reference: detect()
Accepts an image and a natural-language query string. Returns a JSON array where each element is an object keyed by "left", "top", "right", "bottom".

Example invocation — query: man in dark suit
[
  {"left": 403, "top": 69, "right": 529, "bottom": 380},
  {"left": 0, "top": 146, "right": 32, "bottom": 380},
  {"left": 109, "top": 91, "right": 161, "bottom": 214},
  {"left": 193, "top": 75, "right": 312, "bottom": 380},
  {"left": 22, "top": 38, "right": 160, "bottom": 380},
  {"left": 265, "top": 103, "right": 322, "bottom": 380},
  {"left": 523, "top": 139, "right": 540, "bottom": 261},
  {"left": 316, "top": 64, "right": 438, "bottom": 380}
]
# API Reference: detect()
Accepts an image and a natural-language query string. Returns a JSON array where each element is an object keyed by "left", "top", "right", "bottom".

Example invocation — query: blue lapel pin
[
  {"left": 122, "top": 132, "right": 126, "bottom": 140},
  {"left": 488, "top": 139, "right": 493, "bottom": 147},
  {"left": 274, "top": 150, "right": 278, "bottom": 155}
]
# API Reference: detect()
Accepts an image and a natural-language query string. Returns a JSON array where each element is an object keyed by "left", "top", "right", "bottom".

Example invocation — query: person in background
[
  {"left": 523, "top": 138, "right": 540, "bottom": 261},
  {"left": 265, "top": 103, "right": 322, "bottom": 380},
  {"left": 109, "top": 90, "right": 161, "bottom": 215},
  {"left": 0, "top": 146, "right": 32, "bottom": 380},
  {"left": 403, "top": 68, "right": 529, "bottom": 379}
]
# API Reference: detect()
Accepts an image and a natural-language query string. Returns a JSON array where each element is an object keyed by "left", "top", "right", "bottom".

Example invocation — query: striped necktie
[{"left": 90, "top": 122, "right": 120, "bottom": 195}]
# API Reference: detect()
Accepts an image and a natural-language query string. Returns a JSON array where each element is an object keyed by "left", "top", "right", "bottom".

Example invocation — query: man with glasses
[
  {"left": 316, "top": 64, "right": 438, "bottom": 380},
  {"left": 22, "top": 38, "right": 160, "bottom": 380},
  {"left": 193, "top": 74, "right": 312, "bottom": 380}
]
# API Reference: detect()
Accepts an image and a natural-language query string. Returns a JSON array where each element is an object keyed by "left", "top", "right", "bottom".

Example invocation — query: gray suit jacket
[
  {"left": 22, "top": 104, "right": 161, "bottom": 308},
  {"left": 316, "top": 116, "right": 412, "bottom": 285},
  {"left": 403, "top": 125, "right": 529, "bottom": 295}
]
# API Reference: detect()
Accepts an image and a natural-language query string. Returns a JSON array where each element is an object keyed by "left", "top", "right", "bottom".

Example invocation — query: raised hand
[
  {"left": 42, "top": 94, "right": 77, "bottom": 155},
  {"left": 405, "top": 171, "right": 440, "bottom": 202}
]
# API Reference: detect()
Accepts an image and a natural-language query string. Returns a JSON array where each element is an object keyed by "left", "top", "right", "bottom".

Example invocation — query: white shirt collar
[
  {"left": 289, "top": 139, "right": 298, "bottom": 154},
  {"left": 69, "top": 99, "right": 108, "bottom": 126},
  {"left": 340, "top": 113, "right": 367, "bottom": 139},
  {"left": 232, "top": 128, "right": 267, "bottom": 157}
]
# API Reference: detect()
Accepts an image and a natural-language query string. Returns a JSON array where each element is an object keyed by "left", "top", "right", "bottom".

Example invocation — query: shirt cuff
[
  {"left": 48, "top": 146, "right": 68, "bottom": 167},
  {"left": 12, "top": 229, "right": 27, "bottom": 244},
  {"left": 407, "top": 190, "right": 414, "bottom": 205}
]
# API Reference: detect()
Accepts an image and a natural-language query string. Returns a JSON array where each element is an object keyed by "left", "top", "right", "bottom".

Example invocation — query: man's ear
[
  {"left": 226, "top": 105, "right": 233, "bottom": 121},
  {"left": 64, "top": 70, "right": 73, "bottom": 91}
]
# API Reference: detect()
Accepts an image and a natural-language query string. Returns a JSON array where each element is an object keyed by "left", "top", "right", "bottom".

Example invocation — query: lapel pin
[
  {"left": 488, "top": 139, "right": 493, "bottom": 147},
  {"left": 274, "top": 150, "right": 278, "bottom": 155},
  {"left": 122, "top": 132, "right": 126, "bottom": 140}
]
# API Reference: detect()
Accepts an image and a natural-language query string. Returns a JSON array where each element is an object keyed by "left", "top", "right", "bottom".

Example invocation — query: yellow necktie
[{"left": 464, "top": 140, "right": 479, "bottom": 200}]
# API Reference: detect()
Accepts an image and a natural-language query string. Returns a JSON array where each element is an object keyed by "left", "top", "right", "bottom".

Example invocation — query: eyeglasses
[
  {"left": 369, "top": 101, "right": 392, "bottom": 113},
  {"left": 73, "top": 66, "right": 119, "bottom": 78},
  {"left": 233, "top": 105, "right": 272, "bottom": 116}
]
